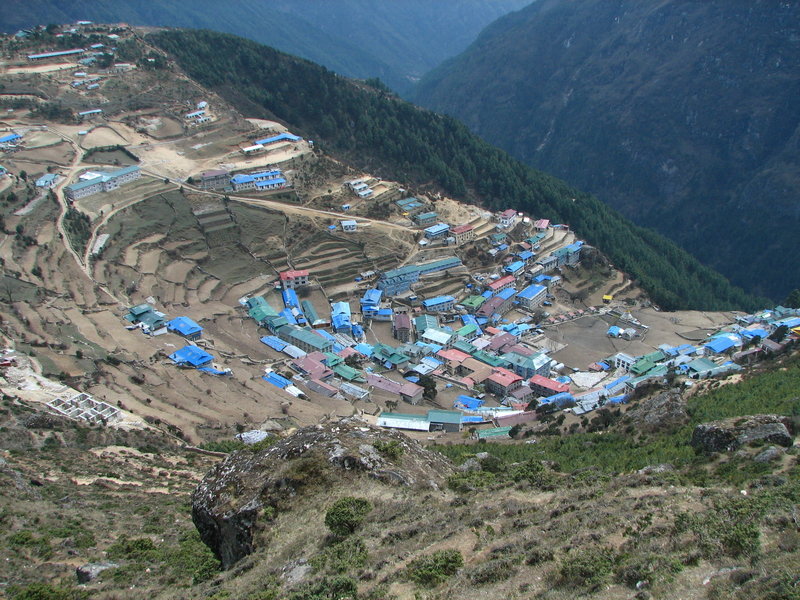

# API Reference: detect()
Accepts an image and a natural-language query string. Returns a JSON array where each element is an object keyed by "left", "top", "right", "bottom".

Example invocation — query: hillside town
[{"left": 1, "top": 20, "right": 799, "bottom": 444}]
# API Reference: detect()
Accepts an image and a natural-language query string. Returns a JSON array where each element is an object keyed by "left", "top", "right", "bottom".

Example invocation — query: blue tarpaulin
[
  {"left": 263, "top": 372, "right": 292, "bottom": 389},
  {"left": 198, "top": 366, "right": 230, "bottom": 376},
  {"left": 455, "top": 395, "right": 484, "bottom": 410}
]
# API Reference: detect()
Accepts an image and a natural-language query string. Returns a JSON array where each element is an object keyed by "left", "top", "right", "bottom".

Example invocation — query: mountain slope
[
  {"left": 0, "top": 0, "right": 530, "bottom": 95},
  {"left": 148, "top": 28, "right": 765, "bottom": 312},
  {"left": 414, "top": 0, "right": 800, "bottom": 301}
]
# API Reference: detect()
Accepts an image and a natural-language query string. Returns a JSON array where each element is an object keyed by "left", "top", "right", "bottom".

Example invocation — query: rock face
[
  {"left": 624, "top": 389, "right": 688, "bottom": 432},
  {"left": 691, "top": 415, "right": 794, "bottom": 453},
  {"left": 192, "top": 418, "right": 453, "bottom": 568}
]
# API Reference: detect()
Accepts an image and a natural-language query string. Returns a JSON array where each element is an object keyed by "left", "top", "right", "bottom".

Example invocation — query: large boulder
[
  {"left": 192, "top": 418, "right": 453, "bottom": 568},
  {"left": 624, "top": 389, "right": 688, "bottom": 432},
  {"left": 690, "top": 415, "right": 794, "bottom": 453}
]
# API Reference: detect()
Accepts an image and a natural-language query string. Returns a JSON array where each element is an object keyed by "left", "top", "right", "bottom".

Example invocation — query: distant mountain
[
  {"left": 0, "top": 0, "right": 530, "bottom": 95},
  {"left": 149, "top": 29, "right": 765, "bottom": 311},
  {"left": 414, "top": 0, "right": 800, "bottom": 301}
]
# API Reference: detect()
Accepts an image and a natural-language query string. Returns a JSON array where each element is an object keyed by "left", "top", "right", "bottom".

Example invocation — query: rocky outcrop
[
  {"left": 690, "top": 415, "right": 794, "bottom": 453},
  {"left": 76, "top": 562, "right": 118, "bottom": 583},
  {"left": 624, "top": 389, "right": 688, "bottom": 432},
  {"left": 191, "top": 418, "right": 453, "bottom": 568}
]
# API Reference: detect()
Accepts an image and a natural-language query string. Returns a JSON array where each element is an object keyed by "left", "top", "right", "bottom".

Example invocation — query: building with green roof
[
  {"left": 277, "top": 325, "right": 333, "bottom": 353},
  {"left": 462, "top": 295, "right": 487, "bottom": 312}
]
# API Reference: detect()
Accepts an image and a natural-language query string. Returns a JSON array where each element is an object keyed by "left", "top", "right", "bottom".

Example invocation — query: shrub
[
  {"left": 406, "top": 549, "right": 464, "bottom": 587},
  {"left": 558, "top": 546, "right": 615, "bottom": 589},
  {"left": 615, "top": 553, "right": 683, "bottom": 588},
  {"left": 373, "top": 439, "right": 403, "bottom": 460},
  {"left": 107, "top": 536, "right": 159, "bottom": 561},
  {"left": 525, "top": 548, "right": 554, "bottom": 566},
  {"left": 469, "top": 558, "right": 517, "bottom": 585},
  {"left": 8, "top": 583, "right": 89, "bottom": 600},
  {"left": 324, "top": 497, "right": 372, "bottom": 537},
  {"left": 286, "top": 575, "right": 358, "bottom": 600},
  {"left": 312, "top": 536, "right": 368, "bottom": 574},
  {"left": 674, "top": 496, "right": 763, "bottom": 559}
]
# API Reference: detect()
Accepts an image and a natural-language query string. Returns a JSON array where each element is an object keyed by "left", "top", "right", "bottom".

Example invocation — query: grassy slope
[{"left": 148, "top": 28, "right": 766, "bottom": 312}]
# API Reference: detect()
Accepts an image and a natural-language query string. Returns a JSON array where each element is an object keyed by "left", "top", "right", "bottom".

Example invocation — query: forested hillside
[
  {"left": 0, "top": 0, "right": 529, "bottom": 95},
  {"left": 149, "top": 29, "right": 766, "bottom": 312},
  {"left": 414, "top": 0, "right": 800, "bottom": 302}
]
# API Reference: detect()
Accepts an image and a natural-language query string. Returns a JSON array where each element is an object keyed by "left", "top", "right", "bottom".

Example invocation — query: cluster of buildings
[
  {"left": 347, "top": 178, "right": 375, "bottom": 198},
  {"left": 184, "top": 101, "right": 211, "bottom": 125},
  {"left": 197, "top": 167, "right": 288, "bottom": 193},
  {"left": 122, "top": 304, "right": 231, "bottom": 375}
]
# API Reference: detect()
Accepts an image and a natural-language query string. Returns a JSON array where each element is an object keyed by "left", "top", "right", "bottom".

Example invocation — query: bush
[
  {"left": 558, "top": 546, "right": 615, "bottom": 589},
  {"left": 8, "top": 583, "right": 89, "bottom": 600},
  {"left": 324, "top": 497, "right": 372, "bottom": 537},
  {"left": 406, "top": 549, "right": 464, "bottom": 587},
  {"left": 615, "top": 552, "right": 683, "bottom": 588},
  {"left": 373, "top": 439, "right": 403, "bottom": 460},
  {"left": 469, "top": 558, "right": 517, "bottom": 585},
  {"left": 525, "top": 548, "right": 554, "bottom": 566},
  {"left": 312, "top": 536, "right": 368, "bottom": 574},
  {"left": 286, "top": 575, "right": 358, "bottom": 600},
  {"left": 107, "top": 536, "right": 159, "bottom": 561}
]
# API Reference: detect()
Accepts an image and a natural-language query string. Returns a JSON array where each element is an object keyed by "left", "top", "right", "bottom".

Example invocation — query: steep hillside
[
  {"left": 3, "top": 356, "right": 798, "bottom": 600},
  {"left": 0, "top": 0, "right": 530, "bottom": 95},
  {"left": 414, "top": 0, "right": 800, "bottom": 302},
  {"left": 149, "top": 28, "right": 766, "bottom": 312}
]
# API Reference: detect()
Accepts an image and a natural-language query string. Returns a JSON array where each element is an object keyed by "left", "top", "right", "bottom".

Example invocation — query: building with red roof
[
  {"left": 279, "top": 269, "right": 309, "bottom": 289},
  {"left": 450, "top": 224, "right": 475, "bottom": 246},
  {"left": 485, "top": 367, "right": 523, "bottom": 396},
  {"left": 529, "top": 374, "right": 570, "bottom": 397},
  {"left": 487, "top": 275, "right": 516, "bottom": 293}
]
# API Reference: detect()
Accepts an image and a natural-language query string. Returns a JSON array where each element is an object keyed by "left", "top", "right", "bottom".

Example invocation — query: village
[{"left": 1, "top": 22, "right": 800, "bottom": 444}]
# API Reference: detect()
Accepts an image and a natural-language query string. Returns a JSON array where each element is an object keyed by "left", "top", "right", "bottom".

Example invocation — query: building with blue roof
[
  {"left": 516, "top": 284, "right": 547, "bottom": 309},
  {"left": 169, "top": 346, "right": 213, "bottom": 368},
  {"left": 253, "top": 132, "right": 301, "bottom": 146},
  {"left": 607, "top": 325, "right": 623, "bottom": 337},
  {"left": 422, "top": 295, "right": 456, "bottom": 312},
  {"left": 0, "top": 133, "right": 22, "bottom": 145},
  {"left": 505, "top": 260, "right": 525, "bottom": 276},
  {"left": 35, "top": 173, "right": 58, "bottom": 188},
  {"left": 517, "top": 250, "right": 535, "bottom": 264},
  {"left": 65, "top": 165, "right": 141, "bottom": 200},
  {"left": 376, "top": 257, "right": 461, "bottom": 295},
  {"left": 373, "top": 308, "right": 394, "bottom": 321},
  {"left": 360, "top": 288, "right": 382, "bottom": 317},
  {"left": 263, "top": 371, "right": 292, "bottom": 389},
  {"left": 282, "top": 288, "right": 299, "bottom": 309},
  {"left": 167, "top": 317, "right": 203, "bottom": 340},
  {"left": 331, "top": 301, "right": 352, "bottom": 333},
  {"left": 230, "top": 169, "right": 284, "bottom": 191},
  {"left": 424, "top": 223, "right": 450, "bottom": 239},
  {"left": 704, "top": 334, "right": 741, "bottom": 354}
]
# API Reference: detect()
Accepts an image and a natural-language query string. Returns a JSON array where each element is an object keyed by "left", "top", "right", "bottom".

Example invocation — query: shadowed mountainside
[{"left": 414, "top": 0, "right": 800, "bottom": 301}]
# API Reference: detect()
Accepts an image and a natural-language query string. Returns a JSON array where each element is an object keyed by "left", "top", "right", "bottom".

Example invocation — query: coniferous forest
[{"left": 150, "top": 29, "right": 767, "bottom": 312}]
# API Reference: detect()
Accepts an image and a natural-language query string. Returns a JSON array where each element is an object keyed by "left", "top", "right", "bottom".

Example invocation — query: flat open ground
[{"left": 81, "top": 125, "right": 130, "bottom": 147}]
